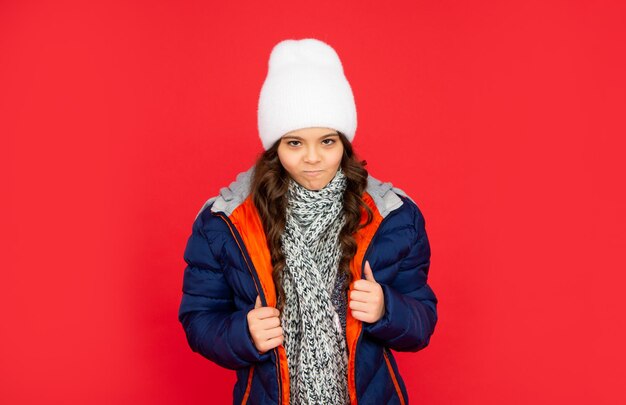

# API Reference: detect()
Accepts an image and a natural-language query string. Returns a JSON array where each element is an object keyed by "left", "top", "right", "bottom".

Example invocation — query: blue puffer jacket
[{"left": 178, "top": 166, "right": 438, "bottom": 404}]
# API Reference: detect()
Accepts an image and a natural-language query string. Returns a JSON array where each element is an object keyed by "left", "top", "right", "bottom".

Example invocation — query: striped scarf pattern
[{"left": 279, "top": 168, "right": 350, "bottom": 405}]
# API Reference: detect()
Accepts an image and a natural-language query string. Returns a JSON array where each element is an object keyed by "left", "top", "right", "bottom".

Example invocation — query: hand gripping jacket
[{"left": 178, "top": 166, "right": 438, "bottom": 405}]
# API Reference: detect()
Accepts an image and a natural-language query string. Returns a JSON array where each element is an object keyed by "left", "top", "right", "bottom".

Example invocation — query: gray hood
[{"left": 196, "top": 165, "right": 411, "bottom": 221}]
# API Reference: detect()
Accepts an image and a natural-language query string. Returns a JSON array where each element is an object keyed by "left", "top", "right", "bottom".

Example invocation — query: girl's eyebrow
[{"left": 282, "top": 133, "right": 339, "bottom": 141}]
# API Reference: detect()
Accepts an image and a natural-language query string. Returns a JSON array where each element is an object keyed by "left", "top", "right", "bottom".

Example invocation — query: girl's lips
[{"left": 303, "top": 170, "right": 323, "bottom": 178}]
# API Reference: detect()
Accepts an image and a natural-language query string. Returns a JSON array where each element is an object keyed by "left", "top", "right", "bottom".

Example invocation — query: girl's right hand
[{"left": 247, "top": 295, "right": 284, "bottom": 354}]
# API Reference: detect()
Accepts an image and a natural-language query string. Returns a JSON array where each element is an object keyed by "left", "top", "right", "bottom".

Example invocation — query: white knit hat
[{"left": 257, "top": 38, "right": 357, "bottom": 150}]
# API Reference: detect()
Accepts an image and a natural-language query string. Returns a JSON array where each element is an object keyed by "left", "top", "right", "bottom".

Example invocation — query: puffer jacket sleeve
[
  {"left": 362, "top": 198, "right": 438, "bottom": 352},
  {"left": 178, "top": 208, "right": 271, "bottom": 369}
]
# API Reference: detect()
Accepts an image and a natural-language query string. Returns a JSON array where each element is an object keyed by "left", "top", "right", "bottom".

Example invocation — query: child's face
[{"left": 277, "top": 127, "right": 344, "bottom": 191}]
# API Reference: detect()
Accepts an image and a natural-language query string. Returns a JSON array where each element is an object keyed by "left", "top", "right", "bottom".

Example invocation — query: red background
[{"left": 2, "top": 0, "right": 625, "bottom": 403}]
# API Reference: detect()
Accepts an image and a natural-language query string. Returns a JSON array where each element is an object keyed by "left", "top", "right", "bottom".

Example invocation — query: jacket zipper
[
  {"left": 241, "top": 365, "right": 255, "bottom": 405},
  {"left": 382, "top": 347, "right": 406, "bottom": 405},
  {"left": 214, "top": 211, "right": 283, "bottom": 405}
]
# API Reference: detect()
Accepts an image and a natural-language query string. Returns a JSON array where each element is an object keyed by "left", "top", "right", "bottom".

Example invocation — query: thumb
[
  {"left": 255, "top": 295, "right": 262, "bottom": 309},
  {"left": 364, "top": 261, "right": 376, "bottom": 282}
]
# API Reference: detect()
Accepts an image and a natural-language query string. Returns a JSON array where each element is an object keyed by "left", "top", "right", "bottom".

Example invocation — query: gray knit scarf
[{"left": 279, "top": 168, "right": 350, "bottom": 405}]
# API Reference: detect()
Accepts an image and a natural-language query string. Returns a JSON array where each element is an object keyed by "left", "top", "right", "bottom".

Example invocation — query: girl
[{"left": 178, "top": 38, "right": 438, "bottom": 405}]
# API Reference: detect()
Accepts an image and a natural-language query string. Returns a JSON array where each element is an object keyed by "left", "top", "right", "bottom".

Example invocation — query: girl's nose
[{"left": 304, "top": 147, "right": 321, "bottom": 163}]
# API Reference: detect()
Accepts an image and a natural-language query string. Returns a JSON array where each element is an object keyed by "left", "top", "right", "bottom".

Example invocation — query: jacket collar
[{"left": 196, "top": 165, "right": 409, "bottom": 220}]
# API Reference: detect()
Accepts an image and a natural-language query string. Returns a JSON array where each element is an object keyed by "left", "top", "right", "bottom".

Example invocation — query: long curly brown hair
[{"left": 250, "top": 132, "right": 373, "bottom": 312}]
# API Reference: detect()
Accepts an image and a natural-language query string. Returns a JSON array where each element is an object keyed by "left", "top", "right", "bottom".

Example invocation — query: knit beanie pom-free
[{"left": 257, "top": 38, "right": 357, "bottom": 150}]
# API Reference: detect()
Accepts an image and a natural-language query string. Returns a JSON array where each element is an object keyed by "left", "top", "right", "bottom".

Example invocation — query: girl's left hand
[{"left": 349, "top": 261, "right": 385, "bottom": 323}]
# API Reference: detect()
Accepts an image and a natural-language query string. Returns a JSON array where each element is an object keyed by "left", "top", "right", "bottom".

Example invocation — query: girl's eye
[
  {"left": 287, "top": 140, "right": 301, "bottom": 147},
  {"left": 322, "top": 138, "right": 336, "bottom": 145}
]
